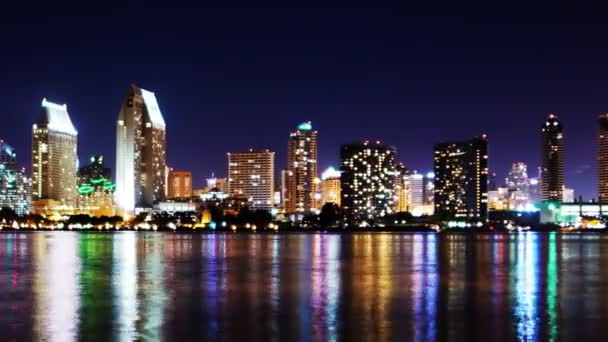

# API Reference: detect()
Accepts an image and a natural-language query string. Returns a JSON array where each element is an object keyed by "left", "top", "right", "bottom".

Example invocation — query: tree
[
  {"left": 0, "top": 207, "right": 18, "bottom": 223},
  {"left": 319, "top": 203, "right": 342, "bottom": 227}
]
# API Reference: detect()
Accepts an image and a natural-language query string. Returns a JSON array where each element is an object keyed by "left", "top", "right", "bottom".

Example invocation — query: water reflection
[
  {"left": 4, "top": 232, "right": 608, "bottom": 340},
  {"left": 32, "top": 233, "right": 80, "bottom": 341}
]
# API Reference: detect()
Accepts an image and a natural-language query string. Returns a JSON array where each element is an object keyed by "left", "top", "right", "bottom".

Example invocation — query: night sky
[{"left": 1, "top": 4, "right": 607, "bottom": 198}]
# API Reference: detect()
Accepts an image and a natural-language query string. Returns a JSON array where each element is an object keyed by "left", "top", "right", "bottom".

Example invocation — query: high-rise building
[
  {"left": 393, "top": 163, "right": 410, "bottom": 212},
  {"left": 424, "top": 171, "right": 435, "bottom": 206},
  {"left": 115, "top": 84, "right": 167, "bottom": 215},
  {"left": 504, "top": 162, "right": 531, "bottom": 208},
  {"left": 598, "top": 114, "right": 608, "bottom": 201},
  {"left": 168, "top": 170, "right": 192, "bottom": 199},
  {"left": 506, "top": 162, "right": 530, "bottom": 193},
  {"left": 0, "top": 140, "right": 31, "bottom": 215},
  {"left": 541, "top": 114, "right": 564, "bottom": 202},
  {"left": 340, "top": 141, "right": 397, "bottom": 225},
  {"left": 434, "top": 136, "right": 488, "bottom": 221},
  {"left": 285, "top": 122, "right": 318, "bottom": 214},
  {"left": 320, "top": 166, "right": 341, "bottom": 206},
  {"left": 409, "top": 172, "right": 425, "bottom": 207},
  {"left": 32, "top": 99, "right": 78, "bottom": 206},
  {"left": 77, "top": 155, "right": 115, "bottom": 216},
  {"left": 227, "top": 149, "right": 275, "bottom": 210}
]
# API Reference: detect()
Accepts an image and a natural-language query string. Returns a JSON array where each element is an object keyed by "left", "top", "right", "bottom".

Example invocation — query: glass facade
[{"left": 115, "top": 85, "right": 167, "bottom": 215}]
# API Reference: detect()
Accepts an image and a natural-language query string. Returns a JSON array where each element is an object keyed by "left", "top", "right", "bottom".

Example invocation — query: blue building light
[{"left": 298, "top": 122, "right": 312, "bottom": 131}]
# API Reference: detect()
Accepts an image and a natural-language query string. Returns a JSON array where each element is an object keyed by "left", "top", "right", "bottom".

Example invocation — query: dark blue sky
[{"left": 1, "top": 3, "right": 606, "bottom": 198}]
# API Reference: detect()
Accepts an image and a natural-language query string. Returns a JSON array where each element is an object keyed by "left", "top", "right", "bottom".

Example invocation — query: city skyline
[
  {"left": 1, "top": 96, "right": 606, "bottom": 201},
  {"left": 2, "top": 5, "right": 608, "bottom": 199}
]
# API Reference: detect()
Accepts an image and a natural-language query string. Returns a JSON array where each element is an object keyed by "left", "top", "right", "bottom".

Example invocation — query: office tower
[
  {"left": 32, "top": 99, "right": 78, "bottom": 206},
  {"left": 168, "top": 170, "right": 192, "bottom": 199},
  {"left": 505, "top": 162, "right": 531, "bottom": 208},
  {"left": 434, "top": 136, "right": 488, "bottom": 221},
  {"left": 409, "top": 171, "right": 425, "bottom": 206},
  {"left": 115, "top": 84, "right": 167, "bottom": 215},
  {"left": 393, "top": 163, "right": 410, "bottom": 212},
  {"left": 340, "top": 141, "right": 397, "bottom": 225},
  {"left": 227, "top": 149, "right": 275, "bottom": 210},
  {"left": 541, "top": 114, "right": 564, "bottom": 202},
  {"left": 77, "top": 155, "right": 115, "bottom": 216},
  {"left": 0, "top": 140, "right": 31, "bottom": 215},
  {"left": 506, "top": 162, "right": 530, "bottom": 193},
  {"left": 424, "top": 171, "right": 435, "bottom": 206},
  {"left": 285, "top": 122, "right": 318, "bottom": 214},
  {"left": 320, "top": 166, "right": 341, "bottom": 206},
  {"left": 598, "top": 114, "right": 608, "bottom": 201}
]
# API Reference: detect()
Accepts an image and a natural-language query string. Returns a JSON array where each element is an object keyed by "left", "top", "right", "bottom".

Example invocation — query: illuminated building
[
  {"left": 320, "top": 166, "right": 341, "bottom": 206},
  {"left": 434, "top": 136, "right": 488, "bottom": 221},
  {"left": 503, "top": 162, "right": 532, "bottom": 209},
  {"left": 562, "top": 187, "right": 575, "bottom": 203},
  {"left": 115, "top": 84, "right": 167, "bottom": 215},
  {"left": 340, "top": 141, "right": 397, "bottom": 225},
  {"left": 32, "top": 98, "right": 78, "bottom": 208},
  {"left": 409, "top": 171, "right": 425, "bottom": 206},
  {"left": 528, "top": 176, "right": 541, "bottom": 202},
  {"left": 206, "top": 176, "right": 228, "bottom": 193},
  {"left": 424, "top": 171, "right": 435, "bottom": 206},
  {"left": 393, "top": 163, "right": 410, "bottom": 212},
  {"left": 168, "top": 170, "right": 192, "bottom": 199},
  {"left": 506, "top": 162, "right": 529, "bottom": 193},
  {"left": 541, "top": 114, "right": 564, "bottom": 201},
  {"left": 407, "top": 170, "right": 435, "bottom": 216},
  {"left": 285, "top": 121, "right": 318, "bottom": 213},
  {"left": 488, "top": 187, "right": 509, "bottom": 211},
  {"left": 540, "top": 202, "right": 607, "bottom": 227},
  {"left": 77, "top": 155, "right": 115, "bottom": 216},
  {"left": 598, "top": 114, "right": 608, "bottom": 201},
  {"left": 227, "top": 149, "right": 274, "bottom": 210},
  {"left": 0, "top": 140, "right": 31, "bottom": 215},
  {"left": 0, "top": 140, "right": 16, "bottom": 165}
]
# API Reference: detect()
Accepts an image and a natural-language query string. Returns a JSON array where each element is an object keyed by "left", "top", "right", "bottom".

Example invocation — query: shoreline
[{"left": 0, "top": 227, "right": 606, "bottom": 234}]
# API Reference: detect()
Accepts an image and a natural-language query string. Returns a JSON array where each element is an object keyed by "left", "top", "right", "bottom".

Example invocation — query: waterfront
[{"left": 1, "top": 232, "right": 608, "bottom": 341}]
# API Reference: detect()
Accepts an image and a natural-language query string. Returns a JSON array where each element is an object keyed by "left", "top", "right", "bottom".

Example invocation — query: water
[{"left": 0, "top": 232, "right": 607, "bottom": 341}]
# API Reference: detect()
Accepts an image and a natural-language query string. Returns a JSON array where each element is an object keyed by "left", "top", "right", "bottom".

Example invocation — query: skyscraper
[
  {"left": 32, "top": 99, "right": 78, "bottom": 206},
  {"left": 285, "top": 122, "right": 318, "bottom": 214},
  {"left": 115, "top": 84, "right": 167, "bottom": 215},
  {"left": 168, "top": 170, "right": 193, "bottom": 199},
  {"left": 409, "top": 172, "right": 425, "bottom": 206},
  {"left": 541, "top": 114, "right": 564, "bottom": 202},
  {"left": 598, "top": 114, "right": 608, "bottom": 201},
  {"left": 227, "top": 149, "right": 275, "bottom": 210},
  {"left": 0, "top": 140, "right": 31, "bottom": 215},
  {"left": 506, "top": 162, "right": 530, "bottom": 193},
  {"left": 434, "top": 136, "right": 488, "bottom": 221},
  {"left": 320, "top": 166, "right": 341, "bottom": 206},
  {"left": 393, "top": 163, "right": 410, "bottom": 212},
  {"left": 340, "top": 141, "right": 397, "bottom": 225}
]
